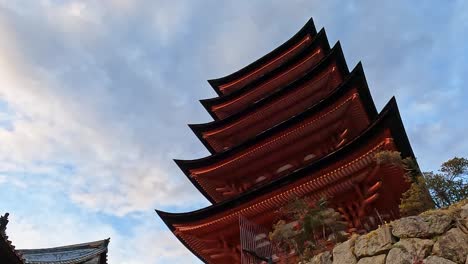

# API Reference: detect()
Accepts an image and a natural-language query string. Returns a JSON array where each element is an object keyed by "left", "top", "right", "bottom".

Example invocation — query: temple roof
[
  {"left": 176, "top": 62, "right": 377, "bottom": 204},
  {"left": 18, "top": 239, "right": 109, "bottom": 264},
  {"left": 208, "top": 18, "right": 317, "bottom": 96},
  {"left": 201, "top": 28, "right": 330, "bottom": 120},
  {"left": 190, "top": 42, "right": 349, "bottom": 154}
]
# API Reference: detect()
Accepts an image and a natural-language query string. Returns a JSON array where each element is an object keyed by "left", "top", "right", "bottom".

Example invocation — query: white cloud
[{"left": 0, "top": 0, "right": 204, "bottom": 217}]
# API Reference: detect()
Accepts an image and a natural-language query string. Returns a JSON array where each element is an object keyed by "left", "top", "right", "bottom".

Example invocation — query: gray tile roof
[{"left": 18, "top": 239, "right": 109, "bottom": 264}]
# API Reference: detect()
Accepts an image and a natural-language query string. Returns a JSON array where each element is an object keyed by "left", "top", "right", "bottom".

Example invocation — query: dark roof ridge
[
  {"left": 200, "top": 28, "right": 330, "bottom": 120},
  {"left": 17, "top": 238, "right": 110, "bottom": 252},
  {"left": 208, "top": 18, "right": 317, "bottom": 96}
]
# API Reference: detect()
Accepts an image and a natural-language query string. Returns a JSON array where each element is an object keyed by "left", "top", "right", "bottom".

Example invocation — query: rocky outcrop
[
  {"left": 303, "top": 200, "right": 468, "bottom": 264},
  {"left": 393, "top": 238, "right": 434, "bottom": 259},
  {"left": 332, "top": 235, "right": 357, "bottom": 264},
  {"left": 354, "top": 226, "right": 394, "bottom": 257},
  {"left": 386, "top": 247, "right": 412, "bottom": 264},
  {"left": 309, "top": 251, "right": 333, "bottom": 264},
  {"left": 391, "top": 213, "right": 453, "bottom": 238},
  {"left": 356, "top": 254, "right": 386, "bottom": 264},
  {"left": 432, "top": 228, "right": 468, "bottom": 264},
  {"left": 424, "top": 256, "right": 457, "bottom": 264}
]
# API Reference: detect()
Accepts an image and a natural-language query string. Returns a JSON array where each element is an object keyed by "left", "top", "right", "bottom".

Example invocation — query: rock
[
  {"left": 357, "top": 254, "right": 386, "bottom": 264},
  {"left": 333, "top": 235, "right": 357, "bottom": 264},
  {"left": 385, "top": 248, "right": 412, "bottom": 264},
  {"left": 355, "top": 226, "right": 395, "bottom": 257},
  {"left": 393, "top": 238, "right": 434, "bottom": 259},
  {"left": 458, "top": 203, "right": 468, "bottom": 232},
  {"left": 457, "top": 218, "right": 468, "bottom": 234},
  {"left": 433, "top": 228, "right": 468, "bottom": 264},
  {"left": 391, "top": 214, "right": 452, "bottom": 238},
  {"left": 461, "top": 203, "right": 468, "bottom": 218},
  {"left": 307, "top": 251, "right": 332, "bottom": 264},
  {"left": 424, "top": 256, "right": 457, "bottom": 264}
]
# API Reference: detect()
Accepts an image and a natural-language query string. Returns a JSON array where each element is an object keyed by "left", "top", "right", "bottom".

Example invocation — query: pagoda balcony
[{"left": 191, "top": 43, "right": 349, "bottom": 154}]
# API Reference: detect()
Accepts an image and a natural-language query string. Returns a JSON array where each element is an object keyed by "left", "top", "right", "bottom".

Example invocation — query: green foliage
[
  {"left": 374, "top": 151, "right": 434, "bottom": 216},
  {"left": 375, "top": 152, "right": 468, "bottom": 213},
  {"left": 399, "top": 175, "right": 435, "bottom": 217},
  {"left": 374, "top": 150, "right": 405, "bottom": 166},
  {"left": 374, "top": 151, "right": 420, "bottom": 181},
  {"left": 423, "top": 157, "right": 468, "bottom": 208},
  {"left": 269, "top": 198, "right": 347, "bottom": 261},
  {"left": 440, "top": 157, "right": 468, "bottom": 178}
]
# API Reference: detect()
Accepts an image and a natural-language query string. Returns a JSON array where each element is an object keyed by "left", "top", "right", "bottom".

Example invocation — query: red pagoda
[{"left": 157, "top": 18, "right": 416, "bottom": 263}]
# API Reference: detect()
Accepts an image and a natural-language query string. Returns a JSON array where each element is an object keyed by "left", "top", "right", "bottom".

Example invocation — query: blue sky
[{"left": 0, "top": 1, "right": 467, "bottom": 263}]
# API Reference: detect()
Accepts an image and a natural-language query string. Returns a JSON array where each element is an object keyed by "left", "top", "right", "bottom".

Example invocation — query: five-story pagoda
[{"left": 157, "top": 18, "right": 416, "bottom": 263}]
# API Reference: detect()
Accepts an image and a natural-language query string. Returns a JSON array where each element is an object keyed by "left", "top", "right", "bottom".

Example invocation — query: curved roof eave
[
  {"left": 207, "top": 18, "right": 317, "bottom": 96},
  {"left": 200, "top": 28, "right": 330, "bottom": 121}
]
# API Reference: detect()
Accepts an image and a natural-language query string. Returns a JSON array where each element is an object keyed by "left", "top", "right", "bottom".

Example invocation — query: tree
[
  {"left": 269, "top": 198, "right": 347, "bottom": 261},
  {"left": 399, "top": 175, "right": 435, "bottom": 217},
  {"left": 423, "top": 157, "right": 468, "bottom": 208},
  {"left": 374, "top": 151, "right": 434, "bottom": 216}
]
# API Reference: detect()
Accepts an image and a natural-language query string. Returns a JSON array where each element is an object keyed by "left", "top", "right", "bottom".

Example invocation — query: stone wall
[{"left": 304, "top": 201, "right": 468, "bottom": 264}]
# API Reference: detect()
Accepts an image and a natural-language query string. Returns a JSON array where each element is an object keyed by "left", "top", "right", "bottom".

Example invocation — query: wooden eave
[
  {"left": 176, "top": 62, "right": 377, "bottom": 204},
  {"left": 190, "top": 42, "right": 349, "bottom": 154},
  {"left": 201, "top": 28, "right": 330, "bottom": 121},
  {"left": 208, "top": 18, "right": 317, "bottom": 96}
]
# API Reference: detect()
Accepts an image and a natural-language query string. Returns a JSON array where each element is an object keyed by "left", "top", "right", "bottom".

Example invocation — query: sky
[{"left": 0, "top": 1, "right": 467, "bottom": 263}]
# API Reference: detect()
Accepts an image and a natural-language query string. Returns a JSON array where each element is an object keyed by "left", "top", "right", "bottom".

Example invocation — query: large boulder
[
  {"left": 393, "top": 238, "right": 434, "bottom": 259},
  {"left": 458, "top": 203, "right": 468, "bottom": 233},
  {"left": 333, "top": 235, "right": 357, "bottom": 264},
  {"left": 354, "top": 226, "right": 395, "bottom": 257},
  {"left": 391, "top": 213, "right": 453, "bottom": 238},
  {"left": 460, "top": 203, "right": 468, "bottom": 219},
  {"left": 385, "top": 248, "right": 412, "bottom": 264},
  {"left": 424, "top": 256, "right": 457, "bottom": 264},
  {"left": 432, "top": 228, "right": 468, "bottom": 264},
  {"left": 307, "top": 251, "right": 332, "bottom": 264},
  {"left": 357, "top": 254, "right": 385, "bottom": 264}
]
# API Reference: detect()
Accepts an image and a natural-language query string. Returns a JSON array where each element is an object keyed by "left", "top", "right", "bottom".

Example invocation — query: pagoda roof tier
[
  {"left": 0, "top": 213, "right": 24, "bottom": 264},
  {"left": 158, "top": 98, "right": 415, "bottom": 263},
  {"left": 190, "top": 43, "right": 349, "bottom": 154},
  {"left": 176, "top": 63, "right": 377, "bottom": 204},
  {"left": 18, "top": 239, "right": 109, "bottom": 264},
  {"left": 208, "top": 18, "right": 317, "bottom": 96},
  {"left": 201, "top": 29, "right": 330, "bottom": 120}
]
